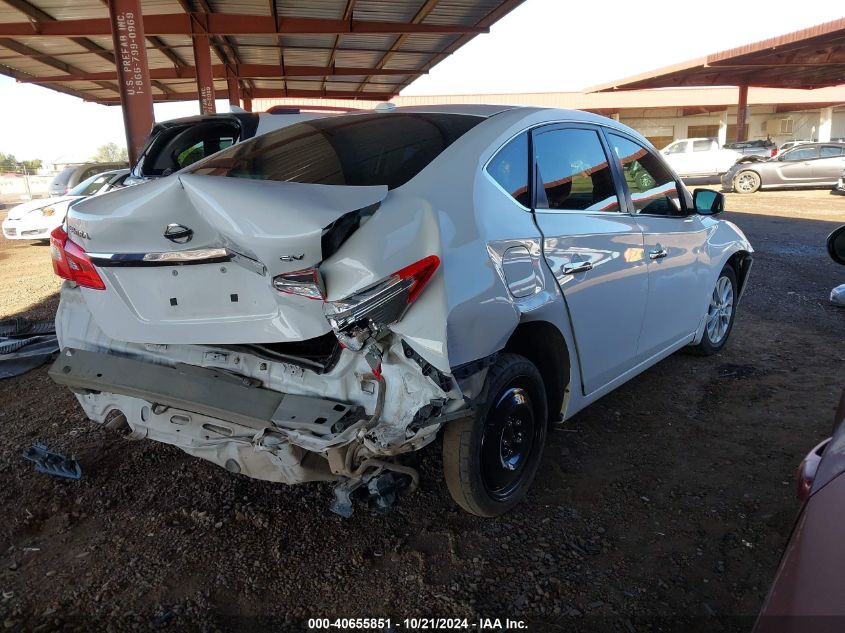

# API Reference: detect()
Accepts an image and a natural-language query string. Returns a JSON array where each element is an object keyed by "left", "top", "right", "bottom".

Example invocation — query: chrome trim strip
[{"left": 87, "top": 247, "right": 232, "bottom": 267}]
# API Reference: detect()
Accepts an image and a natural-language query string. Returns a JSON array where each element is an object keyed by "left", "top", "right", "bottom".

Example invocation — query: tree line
[{"left": 0, "top": 143, "right": 129, "bottom": 174}]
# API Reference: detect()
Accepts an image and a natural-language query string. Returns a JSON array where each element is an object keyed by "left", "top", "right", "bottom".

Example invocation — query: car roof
[
  {"left": 786, "top": 142, "right": 845, "bottom": 148},
  {"left": 390, "top": 104, "right": 521, "bottom": 117}
]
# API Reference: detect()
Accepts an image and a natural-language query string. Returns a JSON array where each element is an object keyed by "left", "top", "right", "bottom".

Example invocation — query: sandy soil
[{"left": 0, "top": 189, "right": 843, "bottom": 632}]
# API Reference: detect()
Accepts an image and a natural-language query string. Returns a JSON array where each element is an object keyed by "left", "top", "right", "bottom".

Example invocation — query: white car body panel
[
  {"left": 535, "top": 212, "right": 648, "bottom": 394},
  {"left": 54, "top": 106, "right": 753, "bottom": 504}
]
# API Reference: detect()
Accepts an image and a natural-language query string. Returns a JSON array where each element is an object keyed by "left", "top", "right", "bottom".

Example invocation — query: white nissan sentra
[{"left": 49, "top": 105, "right": 753, "bottom": 517}]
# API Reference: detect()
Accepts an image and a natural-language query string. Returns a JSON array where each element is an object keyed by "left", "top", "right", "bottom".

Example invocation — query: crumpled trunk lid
[{"left": 65, "top": 174, "right": 387, "bottom": 345}]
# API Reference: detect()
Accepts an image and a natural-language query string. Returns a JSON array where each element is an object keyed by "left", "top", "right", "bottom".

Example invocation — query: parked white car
[
  {"left": 2, "top": 169, "right": 128, "bottom": 241},
  {"left": 48, "top": 106, "right": 753, "bottom": 517},
  {"left": 661, "top": 138, "right": 743, "bottom": 177}
]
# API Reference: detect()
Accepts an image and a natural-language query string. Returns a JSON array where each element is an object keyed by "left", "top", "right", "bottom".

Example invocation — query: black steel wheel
[{"left": 443, "top": 353, "right": 547, "bottom": 517}]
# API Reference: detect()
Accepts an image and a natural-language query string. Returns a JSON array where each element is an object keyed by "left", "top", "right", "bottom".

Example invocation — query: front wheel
[
  {"left": 690, "top": 265, "right": 738, "bottom": 356},
  {"left": 733, "top": 170, "right": 761, "bottom": 194},
  {"left": 442, "top": 353, "right": 547, "bottom": 517}
]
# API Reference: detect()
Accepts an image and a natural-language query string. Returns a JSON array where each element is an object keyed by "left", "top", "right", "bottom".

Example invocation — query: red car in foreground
[{"left": 754, "top": 225, "right": 845, "bottom": 633}]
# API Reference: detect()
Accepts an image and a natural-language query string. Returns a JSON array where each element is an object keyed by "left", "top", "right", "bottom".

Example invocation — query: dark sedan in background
[{"left": 722, "top": 142, "right": 845, "bottom": 193}]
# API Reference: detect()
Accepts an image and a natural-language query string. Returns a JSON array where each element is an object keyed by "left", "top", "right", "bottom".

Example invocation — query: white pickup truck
[{"left": 661, "top": 138, "right": 742, "bottom": 178}]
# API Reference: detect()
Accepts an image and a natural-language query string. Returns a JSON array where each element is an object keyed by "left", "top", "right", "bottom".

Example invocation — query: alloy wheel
[
  {"left": 735, "top": 171, "right": 760, "bottom": 193},
  {"left": 706, "top": 275, "right": 734, "bottom": 345}
]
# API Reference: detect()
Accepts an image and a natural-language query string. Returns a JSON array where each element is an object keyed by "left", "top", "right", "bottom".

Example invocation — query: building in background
[{"left": 254, "top": 86, "right": 845, "bottom": 149}]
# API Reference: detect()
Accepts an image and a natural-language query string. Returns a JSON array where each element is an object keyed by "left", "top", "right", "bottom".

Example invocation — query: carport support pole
[
  {"left": 226, "top": 67, "right": 239, "bottom": 108},
  {"left": 107, "top": 0, "right": 155, "bottom": 166},
  {"left": 735, "top": 84, "right": 748, "bottom": 142},
  {"left": 819, "top": 107, "right": 833, "bottom": 142},
  {"left": 241, "top": 88, "right": 252, "bottom": 113},
  {"left": 192, "top": 28, "right": 216, "bottom": 115}
]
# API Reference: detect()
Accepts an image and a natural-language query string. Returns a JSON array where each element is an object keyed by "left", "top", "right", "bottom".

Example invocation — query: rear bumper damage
[{"left": 53, "top": 286, "right": 466, "bottom": 514}]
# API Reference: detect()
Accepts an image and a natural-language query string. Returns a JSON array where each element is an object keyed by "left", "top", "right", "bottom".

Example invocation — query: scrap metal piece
[
  {"left": 22, "top": 442, "right": 82, "bottom": 480},
  {"left": 330, "top": 478, "right": 365, "bottom": 518},
  {"left": 0, "top": 318, "right": 59, "bottom": 380}
]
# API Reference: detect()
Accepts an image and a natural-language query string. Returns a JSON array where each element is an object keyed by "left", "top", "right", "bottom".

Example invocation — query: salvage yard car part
[
  {"left": 0, "top": 317, "right": 58, "bottom": 379},
  {"left": 22, "top": 442, "right": 82, "bottom": 480},
  {"left": 49, "top": 105, "right": 753, "bottom": 517}
]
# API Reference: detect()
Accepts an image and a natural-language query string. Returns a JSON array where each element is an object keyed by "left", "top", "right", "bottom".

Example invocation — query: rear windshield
[
  {"left": 51, "top": 167, "right": 76, "bottom": 186},
  {"left": 189, "top": 113, "right": 484, "bottom": 189}
]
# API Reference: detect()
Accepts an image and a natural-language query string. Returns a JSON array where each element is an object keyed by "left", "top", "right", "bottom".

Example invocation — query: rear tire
[
  {"left": 442, "top": 353, "right": 547, "bottom": 517},
  {"left": 733, "top": 170, "right": 761, "bottom": 194},
  {"left": 690, "top": 265, "right": 738, "bottom": 356}
]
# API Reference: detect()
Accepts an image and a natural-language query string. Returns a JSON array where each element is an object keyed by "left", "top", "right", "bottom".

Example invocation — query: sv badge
[{"left": 279, "top": 253, "right": 305, "bottom": 262}]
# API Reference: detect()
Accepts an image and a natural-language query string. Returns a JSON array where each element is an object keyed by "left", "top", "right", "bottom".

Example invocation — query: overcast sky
[{"left": 1, "top": 0, "right": 842, "bottom": 164}]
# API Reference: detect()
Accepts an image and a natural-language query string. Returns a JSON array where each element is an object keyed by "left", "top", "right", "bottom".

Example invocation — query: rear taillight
[
  {"left": 770, "top": 148, "right": 777, "bottom": 157},
  {"left": 324, "top": 255, "right": 440, "bottom": 336},
  {"left": 272, "top": 268, "right": 325, "bottom": 300},
  {"left": 796, "top": 439, "right": 828, "bottom": 503},
  {"left": 50, "top": 226, "right": 106, "bottom": 290}
]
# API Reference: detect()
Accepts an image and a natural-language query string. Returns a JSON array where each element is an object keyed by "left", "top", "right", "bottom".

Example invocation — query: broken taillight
[
  {"left": 272, "top": 267, "right": 326, "bottom": 300},
  {"left": 50, "top": 226, "right": 106, "bottom": 290},
  {"left": 324, "top": 255, "right": 440, "bottom": 335}
]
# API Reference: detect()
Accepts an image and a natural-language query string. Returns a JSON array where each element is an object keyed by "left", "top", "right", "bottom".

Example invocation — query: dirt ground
[{"left": 0, "top": 189, "right": 844, "bottom": 632}]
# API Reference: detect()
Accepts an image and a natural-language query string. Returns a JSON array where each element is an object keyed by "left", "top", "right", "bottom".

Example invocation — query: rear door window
[
  {"left": 692, "top": 140, "right": 713, "bottom": 152},
  {"left": 821, "top": 146, "right": 843, "bottom": 158},
  {"left": 532, "top": 127, "right": 620, "bottom": 213},
  {"left": 191, "top": 113, "right": 484, "bottom": 189},
  {"left": 486, "top": 132, "right": 529, "bottom": 207}
]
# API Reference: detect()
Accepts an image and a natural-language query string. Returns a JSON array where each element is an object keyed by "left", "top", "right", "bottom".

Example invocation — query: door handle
[
  {"left": 562, "top": 261, "right": 593, "bottom": 275},
  {"left": 649, "top": 248, "right": 668, "bottom": 260}
]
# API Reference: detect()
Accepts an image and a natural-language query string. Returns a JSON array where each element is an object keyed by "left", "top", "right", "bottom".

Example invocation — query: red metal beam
[
  {"left": 107, "top": 0, "right": 154, "bottom": 165},
  {"left": 357, "top": 0, "right": 440, "bottom": 91},
  {"left": 21, "top": 64, "right": 416, "bottom": 82},
  {"left": 226, "top": 65, "right": 238, "bottom": 107},
  {"left": 735, "top": 84, "right": 748, "bottom": 142},
  {"left": 95, "top": 87, "right": 394, "bottom": 104},
  {"left": 0, "top": 13, "right": 488, "bottom": 37},
  {"left": 0, "top": 0, "right": 123, "bottom": 94},
  {"left": 191, "top": 30, "right": 215, "bottom": 114}
]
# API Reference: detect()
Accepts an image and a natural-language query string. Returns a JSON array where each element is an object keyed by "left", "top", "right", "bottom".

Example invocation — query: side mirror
[
  {"left": 693, "top": 188, "right": 724, "bottom": 215},
  {"left": 828, "top": 225, "right": 845, "bottom": 265}
]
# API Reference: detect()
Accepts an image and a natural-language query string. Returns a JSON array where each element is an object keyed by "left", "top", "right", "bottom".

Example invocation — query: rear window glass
[
  {"left": 190, "top": 113, "right": 484, "bottom": 189},
  {"left": 51, "top": 167, "right": 76, "bottom": 186}
]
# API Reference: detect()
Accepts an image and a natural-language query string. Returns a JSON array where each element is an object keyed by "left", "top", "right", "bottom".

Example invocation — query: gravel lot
[{"left": 0, "top": 189, "right": 844, "bottom": 632}]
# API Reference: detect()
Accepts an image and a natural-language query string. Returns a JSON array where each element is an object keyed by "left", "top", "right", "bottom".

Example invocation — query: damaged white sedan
[{"left": 48, "top": 105, "right": 753, "bottom": 517}]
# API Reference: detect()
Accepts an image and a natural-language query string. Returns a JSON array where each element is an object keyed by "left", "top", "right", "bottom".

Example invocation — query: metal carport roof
[
  {"left": 0, "top": 0, "right": 525, "bottom": 104},
  {"left": 589, "top": 17, "right": 845, "bottom": 92}
]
